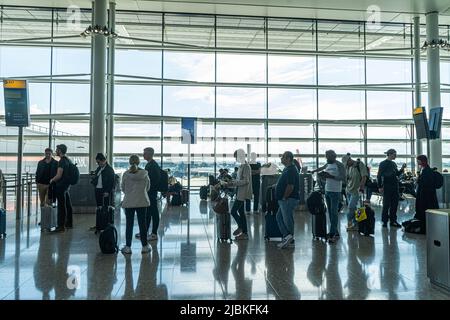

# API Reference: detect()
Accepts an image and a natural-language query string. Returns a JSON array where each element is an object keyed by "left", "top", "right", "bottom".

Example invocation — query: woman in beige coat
[{"left": 121, "top": 155, "right": 150, "bottom": 255}]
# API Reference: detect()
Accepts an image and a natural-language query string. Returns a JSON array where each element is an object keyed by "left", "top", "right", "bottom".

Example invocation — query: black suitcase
[
  {"left": 312, "top": 213, "right": 327, "bottom": 240},
  {"left": 200, "top": 186, "right": 208, "bottom": 200},
  {"left": 96, "top": 198, "right": 114, "bottom": 233},
  {"left": 181, "top": 189, "right": 189, "bottom": 205},
  {"left": 358, "top": 206, "right": 375, "bottom": 236},
  {"left": 216, "top": 213, "right": 231, "bottom": 243},
  {"left": 266, "top": 184, "right": 278, "bottom": 215},
  {"left": 264, "top": 212, "right": 282, "bottom": 241},
  {"left": 171, "top": 193, "right": 182, "bottom": 206}
]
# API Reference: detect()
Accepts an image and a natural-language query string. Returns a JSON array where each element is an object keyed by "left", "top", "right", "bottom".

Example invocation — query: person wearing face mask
[
  {"left": 413, "top": 155, "right": 438, "bottom": 226},
  {"left": 377, "top": 149, "right": 406, "bottom": 228}
]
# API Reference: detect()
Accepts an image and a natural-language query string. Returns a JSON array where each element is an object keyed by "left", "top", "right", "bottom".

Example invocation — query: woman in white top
[{"left": 121, "top": 155, "right": 150, "bottom": 255}]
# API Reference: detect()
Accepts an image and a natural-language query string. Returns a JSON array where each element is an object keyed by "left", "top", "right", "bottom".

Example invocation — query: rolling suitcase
[
  {"left": 312, "top": 213, "right": 327, "bottom": 240},
  {"left": 96, "top": 197, "right": 114, "bottom": 233},
  {"left": 358, "top": 205, "right": 375, "bottom": 236},
  {"left": 200, "top": 186, "right": 208, "bottom": 200},
  {"left": 0, "top": 208, "right": 6, "bottom": 239},
  {"left": 181, "top": 189, "right": 189, "bottom": 205},
  {"left": 264, "top": 212, "right": 282, "bottom": 241},
  {"left": 40, "top": 205, "right": 57, "bottom": 232},
  {"left": 216, "top": 212, "right": 231, "bottom": 243},
  {"left": 266, "top": 184, "right": 278, "bottom": 215}
]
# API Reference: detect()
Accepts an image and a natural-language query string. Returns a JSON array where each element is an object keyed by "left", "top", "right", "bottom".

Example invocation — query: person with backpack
[
  {"left": 35, "top": 148, "right": 58, "bottom": 207},
  {"left": 311, "top": 150, "right": 346, "bottom": 243},
  {"left": 413, "top": 155, "right": 439, "bottom": 228},
  {"left": 377, "top": 149, "right": 405, "bottom": 228},
  {"left": 91, "top": 153, "right": 115, "bottom": 208},
  {"left": 49, "top": 144, "right": 74, "bottom": 232},
  {"left": 136, "top": 147, "right": 161, "bottom": 242},
  {"left": 341, "top": 154, "right": 368, "bottom": 232},
  {"left": 121, "top": 155, "right": 151, "bottom": 255}
]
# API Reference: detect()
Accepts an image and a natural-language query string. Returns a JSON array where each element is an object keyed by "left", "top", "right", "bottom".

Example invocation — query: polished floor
[{"left": 0, "top": 194, "right": 449, "bottom": 300}]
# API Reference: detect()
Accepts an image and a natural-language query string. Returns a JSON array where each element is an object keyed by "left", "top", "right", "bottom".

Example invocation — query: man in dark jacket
[
  {"left": 414, "top": 155, "right": 439, "bottom": 226},
  {"left": 377, "top": 149, "right": 406, "bottom": 228},
  {"left": 136, "top": 147, "right": 161, "bottom": 242},
  {"left": 35, "top": 148, "right": 58, "bottom": 207},
  {"left": 91, "top": 153, "right": 115, "bottom": 208}
]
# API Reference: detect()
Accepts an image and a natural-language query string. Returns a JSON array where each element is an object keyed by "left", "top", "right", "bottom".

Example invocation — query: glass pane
[
  {"left": 164, "top": 51, "right": 214, "bottom": 82},
  {"left": 366, "top": 58, "right": 412, "bottom": 84},
  {"left": 115, "top": 12, "right": 162, "bottom": 46},
  {"left": 217, "top": 53, "right": 266, "bottom": 83},
  {"left": 318, "top": 141, "right": 363, "bottom": 155},
  {"left": 0, "top": 46, "right": 50, "bottom": 77},
  {"left": 367, "top": 91, "right": 412, "bottom": 119},
  {"left": 268, "top": 19, "right": 315, "bottom": 51},
  {"left": 367, "top": 125, "right": 409, "bottom": 139},
  {"left": 268, "top": 55, "right": 316, "bottom": 84},
  {"left": 115, "top": 85, "right": 161, "bottom": 115},
  {"left": 217, "top": 87, "right": 266, "bottom": 119},
  {"left": 52, "top": 84, "right": 90, "bottom": 113},
  {"left": 318, "top": 57, "right": 364, "bottom": 85},
  {"left": 366, "top": 142, "right": 411, "bottom": 155},
  {"left": 365, "top": 23, "right": 411, "bottom": 56},
  {"left": 269, "top": 123, "right": 314, "bottom": 138},
  {"left": 320, "top": 125, "right": 362, "bottom": 139},
  {"left": 318, "top": 21, "right": 362, "bottom": 52},
  {"left": 268, "top": 89, "right": 316, "bottom": 119},
  {"left": 163, "top": 86, "right": 214, "bottom": 117},
  {"left": 115, "top": 49, "right": 162, "bottom": 79},
  {"left": 52, "top": 47, "right": 91, "bottom": 79},
  {"left": 53, "top": 9, "right": 91, "bottom": 45},
  {"left": 318, "top": 90, "right": 365, "bottom": 120},
  {"left": 1, "top": 8, "right": 52, "bottom": 40},
  {"left": 216, "top": 122, "right": 266, "bottom": 158},
  {"left": 217, "top": 16, "right": 265, "bottom": 49},
  {"left": 164, "top": 14, "right": 215, "bottom": 48},
  {"left": 29, "top": 83, "right": 50, "bottom": 114}
]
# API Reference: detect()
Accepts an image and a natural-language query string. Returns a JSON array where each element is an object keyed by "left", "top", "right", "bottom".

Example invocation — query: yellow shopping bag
[{"left": 355, "top": 206, "right": 367, "bottom": 222}]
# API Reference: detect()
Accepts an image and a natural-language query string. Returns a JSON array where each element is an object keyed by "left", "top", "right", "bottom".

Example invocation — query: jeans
[
  {"left": 95, "top": 188, "right": 110, "bottom": 207},
  {"left": 346, "top": 192, "right": 360, "bottom": 225},
  {"left": 230, "top": 200, "right": 248, "bottom": 234},
  {"left": 55, "top": 184, "right": 72, "bottom": 228},
  {"left": 381, "top": 187, "right": 399, "bottom": 224},
  {"left": 245, "top": 177, "right": 260, "bottom": 212},
  {"left": 325, "top": 191, "right": 341, "bottom": 236},
  {"left": 276, "top": 198, "right": 299, "bottom": 238},
  {"left": 145, "top": 190, "right": 159, "bottom": 235},
  {"left": 125, "top": 207, "right": 148, "bottom": 247},
  {"left": 37, "top": 183, "right": 49, "bottom": 207}
]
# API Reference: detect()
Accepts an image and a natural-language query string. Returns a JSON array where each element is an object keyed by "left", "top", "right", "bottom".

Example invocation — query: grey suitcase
[
  {"left": 312, "top": 213, "right": 327, "bottom": 241},
  {"left": 216, "top": 213, "right": 231, "bottom": 243},
  {"left": 41, "top": 205, "right": 57, "bottom": 232}
]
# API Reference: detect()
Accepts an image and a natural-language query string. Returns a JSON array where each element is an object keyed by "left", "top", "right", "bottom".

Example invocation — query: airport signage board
[{"left": 3, "top": 79, "right": 30, "bottom": 127}]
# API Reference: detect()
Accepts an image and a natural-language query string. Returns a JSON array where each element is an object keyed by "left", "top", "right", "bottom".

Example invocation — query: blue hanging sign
[{"left": 3, "top": 79, "right": 30, "bottom": 127}]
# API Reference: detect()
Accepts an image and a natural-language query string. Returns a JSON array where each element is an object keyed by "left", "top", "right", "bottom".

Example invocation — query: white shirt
[
  {"left": 96, "top": 166, "right": 105, "bottom": 189},
  {"left": 325, "top": 163, "right": 342, "bottom": 192}
]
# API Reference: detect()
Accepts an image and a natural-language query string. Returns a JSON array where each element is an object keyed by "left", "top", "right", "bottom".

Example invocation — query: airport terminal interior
[{"left": 1, "top": 0, "right": 450, "bottom": 300}]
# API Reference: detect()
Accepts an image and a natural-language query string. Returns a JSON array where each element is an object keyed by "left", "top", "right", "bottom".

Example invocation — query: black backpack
[
  {"left": 158, "top": 169, "right": 168, "bottom": 193},
  {"left": 432, "top": 170, "right": 444, "bottom": 189},
  {"left": 68, "top": 161, "right": 80, "bottom": 185},
  {"left": 99, "top": 224, "right": 118, "bottom": 254},
  {"left": 307, "top": 191, "right": 326, "bottom": 215}
]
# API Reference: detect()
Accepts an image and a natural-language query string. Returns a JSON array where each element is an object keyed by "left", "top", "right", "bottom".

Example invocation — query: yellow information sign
[
  {"left": 3, "top": 79, "right": 27, "bottom": 89},
  {"left": 413, "top": 107, "right": 424, "bottom": 115}
]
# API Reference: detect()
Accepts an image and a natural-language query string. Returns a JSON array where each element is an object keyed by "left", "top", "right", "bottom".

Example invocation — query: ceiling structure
[{"left": 1, "top": 0, "right": 450, "bottom": 24}]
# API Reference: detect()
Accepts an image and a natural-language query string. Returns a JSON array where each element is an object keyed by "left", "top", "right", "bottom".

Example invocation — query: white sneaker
[
  {"left": 141, "top": 245, "right": 151, "bottom": 254},
  {"left": 121, "top": 246, "right": 132, "bottom": 255},
  {"left": 147, "top": 233, "right": 158, "bottom": 241},
  {"left": 277, "top": 234, "right": 294, "bottom": 249}
]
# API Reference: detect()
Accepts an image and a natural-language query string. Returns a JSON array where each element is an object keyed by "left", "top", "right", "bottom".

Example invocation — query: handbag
[
  {"left": 213, "top": 195, "right": 229, "bottom": 215},
  {"left": 355, "top": 193, "right": 367, "bottom": 222}
]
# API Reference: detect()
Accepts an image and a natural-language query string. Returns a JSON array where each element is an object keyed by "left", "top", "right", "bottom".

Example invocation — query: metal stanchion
[
  {"left": 27, "top": 181, "right": 31, "bottom": 217},
  {"left": 21, "top": 179, "right": 25, "bottom": 215},
  {"left": 1, "top": 179, "right": 6, "bottom": 209}
]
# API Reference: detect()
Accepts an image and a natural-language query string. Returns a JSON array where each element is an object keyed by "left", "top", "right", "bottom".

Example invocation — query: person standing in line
[
  {"left": 91, "top": 153, "right": 115, "bottom": 208},
  {"left": 311, "top": 150, "right": 346, "bottom": 243},
  {"left": 121, "top": 155, "right": 150, "bottom": 254},
  {"left": 377, "top": 149, "right": 405, "bottom": 228},
  {"left": 49, "top": 144, "right": 73, "bottom": 232},
  {"left": 246, "top": 152, "right": 261, "bottom": 213},
  {"left": 35, "top": 148, "right": 58, "bottom": 207},
  {"left": 225, "top": 149, "right": 252, "bottom": 240},
  {"left": 136, "top": 147, "right": 161, "bottom": 242},
  {"left": 275, "top": 151, "right": 300, "bottom": 249}
]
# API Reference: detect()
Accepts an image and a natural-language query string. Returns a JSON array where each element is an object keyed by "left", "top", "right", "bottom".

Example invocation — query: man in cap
[
  {"left": 377, "top": 149, "right": 406, "bottom": 228},
  {"left": 341, "top": 153, "right": 368, "bottom": 231}
]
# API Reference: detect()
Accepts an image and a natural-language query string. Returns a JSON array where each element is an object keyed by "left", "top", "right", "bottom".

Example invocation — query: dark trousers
[
  {"left": 95, "top": 188, "right": 110, "bottom": 207},
  {"left": 125, "top": 207, "right": 148, "bottom": 247},
  {"left": 382, "top": 187, "right": 399, "bottom": 223},
  {"left": 145, "top": 190, "right": 159, "bottom": 235},
  {"left": 230, "top": 200, "right": 248, "bottom": 234},
  {"left": 245, "top": 178, "right": 260, "bottom": 212},
  {"left": 55, "top": 185, "right": 72, "bottom": 228}
]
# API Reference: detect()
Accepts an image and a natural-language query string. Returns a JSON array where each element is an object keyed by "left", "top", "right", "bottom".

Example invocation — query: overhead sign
[
  {"left": 413, "top": 106, "right": 430, "bottom": 140},
  {"left": 3, "top": 79, "right": 30, "bottom": 127},
  {"left": 181, "top": 117, "right": 197, "bottom": 144}
]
